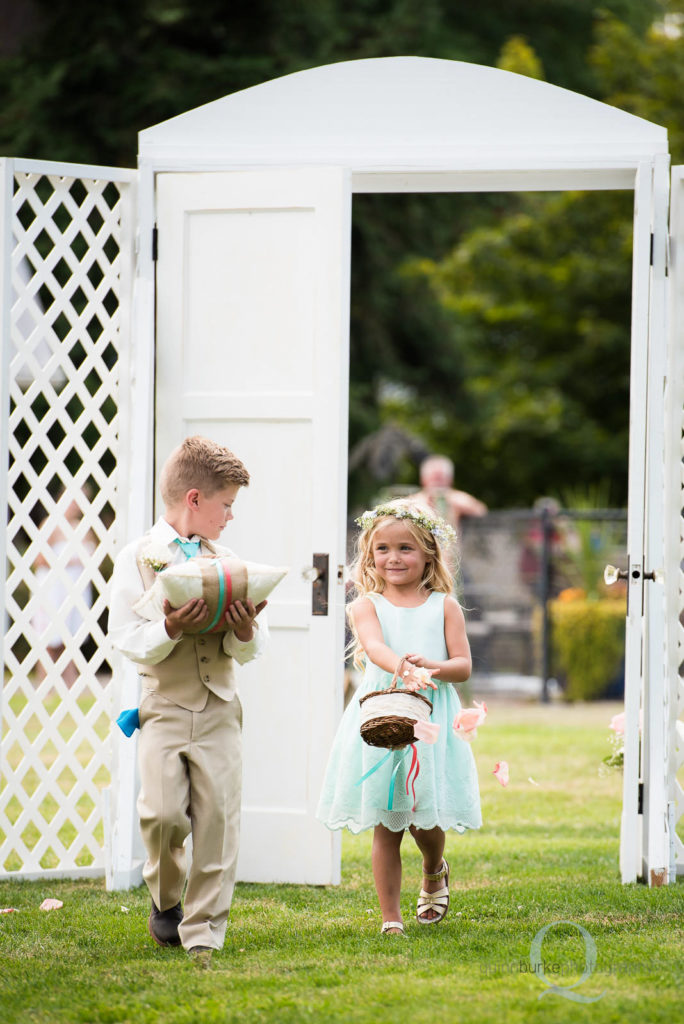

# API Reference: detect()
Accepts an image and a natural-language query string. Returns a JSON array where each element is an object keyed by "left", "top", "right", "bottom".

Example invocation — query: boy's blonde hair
[
  {"left": 159, "top": 436, "right": 250, "bottom": 508},
  {"left": 348, "top": 498, "right": 457, "bottom": 667}
]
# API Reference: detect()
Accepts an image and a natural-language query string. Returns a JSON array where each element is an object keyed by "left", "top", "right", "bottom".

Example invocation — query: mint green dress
[{"left": 316, "top": 592, "right": 482, "bottom": 833}]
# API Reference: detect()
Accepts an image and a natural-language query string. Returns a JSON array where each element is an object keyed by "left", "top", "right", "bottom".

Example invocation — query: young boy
[{"left": 109, "top": 436, "right": 267, "bottom": 963}]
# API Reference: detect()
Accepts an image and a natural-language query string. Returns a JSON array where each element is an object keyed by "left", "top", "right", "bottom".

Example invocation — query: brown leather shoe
[{"left": 148, "top": 900, "right": 183, "bottom": 947}]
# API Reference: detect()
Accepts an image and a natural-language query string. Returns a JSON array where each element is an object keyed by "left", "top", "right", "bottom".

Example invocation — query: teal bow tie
[{"left": 174, "top": 538, "right": 202, "bottom": 559}]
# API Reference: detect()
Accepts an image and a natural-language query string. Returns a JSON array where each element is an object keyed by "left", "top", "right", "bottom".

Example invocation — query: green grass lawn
[{"left": 1, "top": 699, "right": 682, "bottom": 1024}]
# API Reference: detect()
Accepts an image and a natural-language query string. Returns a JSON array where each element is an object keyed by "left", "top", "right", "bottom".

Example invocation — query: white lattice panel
[{"left": 0, "top": 160, "right": 135, "bottom": 878}]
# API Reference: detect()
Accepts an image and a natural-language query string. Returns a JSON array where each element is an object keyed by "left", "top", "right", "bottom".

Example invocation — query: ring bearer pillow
[{"left": 133, "top": 555, "right": 289, "bottom": 633}]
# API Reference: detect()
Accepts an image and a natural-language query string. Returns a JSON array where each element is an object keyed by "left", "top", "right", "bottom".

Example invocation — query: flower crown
[{"left": 355, "top": 504, "right": 456, "bottom": 547}]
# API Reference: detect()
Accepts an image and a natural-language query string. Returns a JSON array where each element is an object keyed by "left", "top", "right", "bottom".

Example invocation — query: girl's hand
[
  {"left": 405, "top": 652, "right": 430, "bottom": 669},
  {"left": 225, "top": 599, "right": 267, "bottom": 642},
  {"left": 163, "top": 597, "right": 209, "bottom": 638},
  {"left": 401, "top": 661, "right": 439, "bottom": 692}
]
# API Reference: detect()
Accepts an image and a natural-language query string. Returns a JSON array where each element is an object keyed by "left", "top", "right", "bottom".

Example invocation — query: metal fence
[{"left": 459, "top": 508, "right": 628, "bottom": 698}]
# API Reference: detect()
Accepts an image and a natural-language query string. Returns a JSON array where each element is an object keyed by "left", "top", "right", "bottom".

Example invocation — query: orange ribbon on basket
[{"left": 405, "top": 743, "right": 420, "bottom": 811}]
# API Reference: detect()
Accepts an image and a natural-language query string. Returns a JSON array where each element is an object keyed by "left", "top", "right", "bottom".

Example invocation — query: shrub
[{"left": 549, "top": 597, "right": 626, "bottom": 701}]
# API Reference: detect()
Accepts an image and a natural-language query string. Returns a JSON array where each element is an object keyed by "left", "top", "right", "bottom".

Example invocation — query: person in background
[
  {"left": 412, "top": 455, "right": 487, "bottom": 531},
  {"left": 32, "top": 493, "right": 96, "bottom": 687}
]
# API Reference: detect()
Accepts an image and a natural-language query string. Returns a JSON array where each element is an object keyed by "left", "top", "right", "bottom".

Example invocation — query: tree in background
[
  {"left": 0, "top": 0, "right": 668, "bottom": 508},
  {"left": 401, "top": 188, "right": 635, "bottom": 508},
  {"left": 0, "top": 0, "right": 656, "bottom": 165},
  {"left": 384, "top": 7, "right": 684, "bottom": 509}
]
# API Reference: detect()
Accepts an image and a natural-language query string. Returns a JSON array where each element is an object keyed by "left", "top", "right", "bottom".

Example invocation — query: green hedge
[{"left": 549, "top": 598, "right": 626, "bottom": 701}]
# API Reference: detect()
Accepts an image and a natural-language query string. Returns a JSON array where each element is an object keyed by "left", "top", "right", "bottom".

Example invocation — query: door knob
[{"left": 604, "top": 565, "right": 628, "bottom": 585}]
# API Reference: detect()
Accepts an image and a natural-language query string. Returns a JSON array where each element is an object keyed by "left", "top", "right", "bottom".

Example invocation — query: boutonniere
[{"left": 140, "top": 542, "right": 171, "bottom": 573}]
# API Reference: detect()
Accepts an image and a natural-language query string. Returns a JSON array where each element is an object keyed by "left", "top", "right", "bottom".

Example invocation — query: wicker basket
[{"left": 359, "top": 657, "right": 433, "bottom": 749}]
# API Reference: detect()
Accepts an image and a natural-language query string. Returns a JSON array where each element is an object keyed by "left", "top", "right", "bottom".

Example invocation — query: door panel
[
  {"left": 155, "top": 169, "right": 351, "bottom": 883},
  {"left": 620, "top": 156, "right": 671, "bottom": 885}
]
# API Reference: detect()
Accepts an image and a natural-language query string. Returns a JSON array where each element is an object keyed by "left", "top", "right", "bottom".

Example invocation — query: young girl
[{"left": 316, "top": 499, "right": 482, "bottom": 935}]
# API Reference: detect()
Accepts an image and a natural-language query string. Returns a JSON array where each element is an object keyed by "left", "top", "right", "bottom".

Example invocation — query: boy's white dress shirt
[{"left": 108, "top": 517, "right": 268, "bottom": 674}]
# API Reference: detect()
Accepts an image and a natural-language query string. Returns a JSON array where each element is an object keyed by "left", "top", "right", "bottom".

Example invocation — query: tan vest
[{"left": 135, "top": 537, "right": 236, "bottom": 712}]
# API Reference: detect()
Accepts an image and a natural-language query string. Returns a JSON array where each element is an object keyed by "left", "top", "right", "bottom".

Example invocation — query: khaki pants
[{"left": 137, "top": 687, "right": 243, "bottom": 950}]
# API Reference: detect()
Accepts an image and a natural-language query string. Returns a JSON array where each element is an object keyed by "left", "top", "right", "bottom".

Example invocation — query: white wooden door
[
  {"left": 620, "top": 156, "right": 670, "bottom": 884},
  {"left": 155, "top": 169, "right": 351, "bottom": 884},
  {"left": 664, "top": 165, "right": 684, "bottom": 882}
]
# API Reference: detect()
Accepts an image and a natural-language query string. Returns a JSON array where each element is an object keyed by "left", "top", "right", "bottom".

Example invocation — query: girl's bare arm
[
  {"left": 350, "top": 597, "right": 404, "bottom": 675},
  {"left": 405, "top": 596, "right": 472, "bottom": 683},
  {"left": 351, "top": 597, "right": 438, "bottom": 690}
]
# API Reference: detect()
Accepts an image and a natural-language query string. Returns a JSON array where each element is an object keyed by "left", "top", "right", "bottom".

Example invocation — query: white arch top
[{"left": 140, "top": 56, "right": 667, "bottom": 182}]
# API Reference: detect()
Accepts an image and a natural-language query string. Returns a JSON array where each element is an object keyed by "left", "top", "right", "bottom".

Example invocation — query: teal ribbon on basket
[{"left": 355, "top": 743, "right": 421, "bottom": 811}]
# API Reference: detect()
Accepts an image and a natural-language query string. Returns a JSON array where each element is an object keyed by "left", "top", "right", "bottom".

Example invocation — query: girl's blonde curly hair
[{"left": 347, "top": 498, "right": 458, "bottom": 668}]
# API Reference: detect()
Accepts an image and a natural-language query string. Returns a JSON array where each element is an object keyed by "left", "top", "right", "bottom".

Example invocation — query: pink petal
[
  {"left": 493, "top": 761, "right": 509, "bottom": 787},
  {"left": 413, "top": 720, "right": 440, "bottom": 744},
  {"left": 453, "top": 700, "right": 488, "bottom": 739},
  {"left": 609, "top": 712, "right": 625, "bottom": 735},
  {"left": 39, "top": 898, "right": 63, "bottom": 911},
  {"left": 0, "top": 907, "right": 19, "bottom": 914}
]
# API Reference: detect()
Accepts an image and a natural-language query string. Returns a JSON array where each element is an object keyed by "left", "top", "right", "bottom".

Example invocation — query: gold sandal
[
  {"left": 381, "top": 920, "right": 406, "bottom": 936},
  {"left": 416, "top": 858, "right": 450, "bottom": 925}
]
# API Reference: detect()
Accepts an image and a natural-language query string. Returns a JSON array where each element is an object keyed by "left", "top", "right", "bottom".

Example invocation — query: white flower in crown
[
  {"left": 355, "top": 503, "right": 456, "bottom": 547},
  {"left": 140, "top": 542, "right": 172, "bottom": 573}
]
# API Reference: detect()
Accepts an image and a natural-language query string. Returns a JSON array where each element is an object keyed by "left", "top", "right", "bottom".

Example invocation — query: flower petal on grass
[
  {"left": 528, "top": 777, "right": 540, "bottom": 786},
  {"left": 39, "top": 898, "right": 63, "bottom": 911},
  {"left": 493, "top": 761, "right": 509, "bottom": 786},
  {"left": 0, "top": 907, "right": 19, "bottom": 914}
]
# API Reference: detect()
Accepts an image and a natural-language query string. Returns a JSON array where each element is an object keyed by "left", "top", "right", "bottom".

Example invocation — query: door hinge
[
  {"left": 152, "top": 225, "right": 158, "bottom": 262},
  {"left": 311, "top": 553, "right": 329, "bottom": 616},
  {"left": 638, "top": 782, "right": 644, "bottom": 815},
  {"left": 649, "top": 232, "right": 654, "bottom": 266}
]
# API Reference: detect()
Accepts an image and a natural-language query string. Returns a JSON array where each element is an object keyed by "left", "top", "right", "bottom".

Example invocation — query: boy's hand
[
  {"left": 163, "top": 598, "right": 209, "bottom": 639},
  {"left": 225, "top": 599, "right": 267, "bottom": 642}
]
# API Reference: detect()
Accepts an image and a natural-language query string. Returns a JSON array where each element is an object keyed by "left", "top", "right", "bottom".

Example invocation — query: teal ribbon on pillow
[{"left": 200, "top": 557, "right": 228, "bottom": 633}]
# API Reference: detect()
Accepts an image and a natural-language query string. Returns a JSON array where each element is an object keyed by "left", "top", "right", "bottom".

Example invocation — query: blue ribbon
[
  {"left": 174, "top": 538, "right": 201, "bottom": 559},
  {"left": 355, "top": 747, "right": 410, "bottom": 810},
  {"left": 387, "top": 750, "right": 409, "bottom": 810},
  {"left": 116, "top": 708, "right": 140, "bottom": 737},
  {"left": 355, "top": 748, "right": 393, "bottom": 787},
  {"left": 200, "top": 558, "right": 226, "bottom": 634}
]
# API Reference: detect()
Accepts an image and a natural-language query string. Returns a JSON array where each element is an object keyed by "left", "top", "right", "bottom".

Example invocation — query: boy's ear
[{"left": 185, "top": 488, "right": 201, "bottom": 509}]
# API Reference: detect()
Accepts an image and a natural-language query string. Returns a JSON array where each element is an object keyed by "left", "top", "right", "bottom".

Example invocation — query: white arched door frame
[
  {"left": 111, "top": 151, "right": 672, "bottom": 889},
  {"left": 107, "top": 57, "right": 675, "bottom": 888}
]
